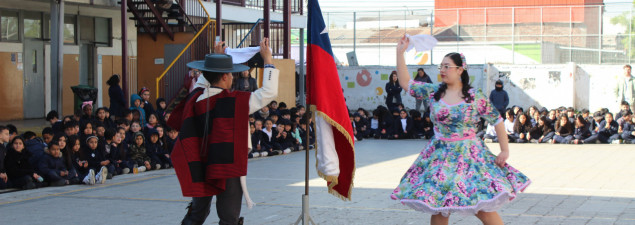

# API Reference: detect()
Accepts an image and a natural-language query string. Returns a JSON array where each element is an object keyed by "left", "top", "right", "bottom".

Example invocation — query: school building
[{"left": 0, "top": 0, "right": 306, "bottom": 121}]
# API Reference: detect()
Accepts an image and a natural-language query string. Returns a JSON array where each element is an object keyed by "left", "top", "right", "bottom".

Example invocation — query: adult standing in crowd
[
  {"left": 233, "top": 69, "right": 258, "bottom": 92},
  {"left": 490, "top": 79, "right": 509, "bottom": 119},
  {"left": 385, "top": 71, "right": 403, "bottom": 111},
  {"left": 616, "top": 65, "right": 635, "bottom": 110},
  {"left": 414, "top": 68, "right": 433, "bottom": 112},
  {"left": 107, "top": 74, "right": 126, "bottom": 119}
]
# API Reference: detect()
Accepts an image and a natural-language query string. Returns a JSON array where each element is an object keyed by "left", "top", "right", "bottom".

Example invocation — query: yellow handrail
[{"left": 156, "top": 0, "right": 212, "bottom": 97}]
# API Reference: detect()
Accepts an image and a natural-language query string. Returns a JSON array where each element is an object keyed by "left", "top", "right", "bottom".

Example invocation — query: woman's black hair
[
  {"left": 433, "top": 52, "right": 473, "bottom": 103},
  {"left": 106, "top": 74, "right": 120, "bottom": 86}
]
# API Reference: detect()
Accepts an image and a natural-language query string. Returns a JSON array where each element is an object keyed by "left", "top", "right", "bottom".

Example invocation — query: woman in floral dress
[{"left": 391, "top": 36, "right": 531, "bottom": 225}]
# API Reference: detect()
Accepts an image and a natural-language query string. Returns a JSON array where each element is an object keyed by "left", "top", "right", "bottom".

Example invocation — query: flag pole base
[{"left": 294, "top": 195, "right": 316, "bottom": 225}]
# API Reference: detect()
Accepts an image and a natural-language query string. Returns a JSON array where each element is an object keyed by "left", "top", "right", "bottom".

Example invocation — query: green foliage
[{"left": 610, "top": 3, "right": 635, "bottom": 57}]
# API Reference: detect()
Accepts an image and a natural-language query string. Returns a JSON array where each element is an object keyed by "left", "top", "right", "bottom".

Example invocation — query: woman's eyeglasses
[{"left": 437, "top": 65, "right": 460, "bottom": 71}]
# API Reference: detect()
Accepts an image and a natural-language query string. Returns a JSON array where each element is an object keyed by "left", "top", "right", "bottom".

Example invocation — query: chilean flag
[{"left": 307, "top": 0, "right": 356, "bottom": 201}]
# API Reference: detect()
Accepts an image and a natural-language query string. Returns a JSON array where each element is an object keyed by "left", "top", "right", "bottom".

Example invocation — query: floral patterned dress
[{"left": 390, "top": 81, "right": 531, "bottom": 216}]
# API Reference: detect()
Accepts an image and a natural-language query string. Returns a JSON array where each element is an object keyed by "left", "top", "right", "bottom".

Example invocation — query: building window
[
  {"left": 64, "top": 15, "right": 76, "bottom": 44},
  {"left": 94, "top": 17, "right": 110, "bottom": 46},
  {"left": 1, "top": 10, "right": 20, "bottom": 41},
  {"left": 24, "top": 12, "right": 42, "bottom": 39}
]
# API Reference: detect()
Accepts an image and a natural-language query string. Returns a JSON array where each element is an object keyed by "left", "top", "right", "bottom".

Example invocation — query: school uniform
[
  {"left": 571, "top": 124, "right": 592, "bottom": 143},
  {"left": 504, "top": 120, "right": 516, "bottom": 142},
  {"left": 5, "top": 148, "right": 38, "bottom": 189},
  {"left": 37, "top": 152, "right": 72, "bottom": 186},
  {"left": 261, "top": 128, "right": 281, "bottom": 155},
  {"left": 513, "top": 122, "right": 533, "bottom": 143},
  {"left": 0, "top": 144, "right": 9, "bottom": 189},
  {"left": 529, "top": 124, "right": 554, "bottom": 143},
  {"left": 298, "top": 126, "right": 315, "bottom": 147},
  {"left": 584, "top": 120, "right": 603, "bottom": 144},
  {"left": 99, "top": 142, "right": 117, "bottom": 177},
  {"left": 621, "top": 123, "right": 635, "bottom": 144},
  {"left": 385, "top": 82, "right": 402, "bottom": 110},
  {"left": 146, "top": 141, "right": 168, "bottom": 169},
  {"left": 392, "top": 117, "right": 415, "bottom": 139},
  {"left": 552, "top": 125, "right": 573, "bottom": 143},
  {"left": 598, "top": 120, "right": 620, "bottom": 143}
]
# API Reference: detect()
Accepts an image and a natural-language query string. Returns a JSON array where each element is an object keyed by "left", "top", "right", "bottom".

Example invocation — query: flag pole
[{"left": 294, "top": 24, "right": 315, "bottom": 225}]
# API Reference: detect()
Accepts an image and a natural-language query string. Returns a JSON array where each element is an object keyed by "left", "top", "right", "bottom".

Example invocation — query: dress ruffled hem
[{"left": 391, "top": 180, "right": 531, "bottom": 217}]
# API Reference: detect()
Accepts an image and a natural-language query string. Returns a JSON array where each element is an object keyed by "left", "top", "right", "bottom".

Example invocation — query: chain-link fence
[{"left": 321, "top": 3, "right": 634, "bottom": 66}]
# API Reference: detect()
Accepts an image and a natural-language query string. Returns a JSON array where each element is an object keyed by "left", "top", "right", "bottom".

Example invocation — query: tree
[{"left": 610, "top": 2, "right": 635, "bottom": 57}]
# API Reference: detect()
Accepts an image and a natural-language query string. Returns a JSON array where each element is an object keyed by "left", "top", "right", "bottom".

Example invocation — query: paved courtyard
[{"left": 1, "top": 139, "right": 635, "bottom": 224}]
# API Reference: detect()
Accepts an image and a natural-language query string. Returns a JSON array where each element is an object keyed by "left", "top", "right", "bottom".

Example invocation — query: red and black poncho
[{"left": 167, "top": 88, "right": 251, "bottom": 197}]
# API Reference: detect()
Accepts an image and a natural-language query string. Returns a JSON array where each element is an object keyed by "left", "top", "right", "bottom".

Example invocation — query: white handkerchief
[{"left": 406, "top": 34, "right": 438, "bottom": 52}]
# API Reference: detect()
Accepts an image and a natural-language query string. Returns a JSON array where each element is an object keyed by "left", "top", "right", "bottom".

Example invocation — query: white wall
[
  {"left": 340, "top": 63, "right": 627, "bottom": 113},
  {"left": 338, "top": 65, "right": 486, "bottom": 110}
]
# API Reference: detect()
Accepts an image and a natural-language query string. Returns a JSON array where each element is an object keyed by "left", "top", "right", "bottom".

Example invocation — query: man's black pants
[{"left": 181, "top": 177, "right": 243, "bottom": 225}]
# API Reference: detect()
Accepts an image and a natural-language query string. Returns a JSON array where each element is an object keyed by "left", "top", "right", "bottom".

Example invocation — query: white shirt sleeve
[{"left": 248, "top": 68, "right": 280, "bottom": 114}]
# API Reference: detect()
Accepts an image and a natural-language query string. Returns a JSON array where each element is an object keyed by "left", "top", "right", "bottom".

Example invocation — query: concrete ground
[{"left": 1, "top": 139, "right": 635, "bottom": 225}]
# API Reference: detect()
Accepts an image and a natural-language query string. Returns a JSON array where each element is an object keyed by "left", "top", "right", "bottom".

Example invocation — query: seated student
[
  {"left": 298, "top": 118, "right": 316, "bottom": 149},
  {"left": 95, "top": 124, "right": 106, "bottom": 140},
  {"left": 145, "top": 129, "right": 167, "bottom": 170},
  {"left": 551, "top": 115, "right": 574, "bottom": 144},
  {"left": 129, "top": 132, "right": 152, "bottom": 172},
  {"left": 513, "top": 113, "right": 533, "bottom": 143},
  {"left": 0, "top": 126, "right": 10, "bottom": 189},
  {"left": 570, "top": 115, "right": 592, "bottom": 144},
  {"left": 255, "top": 120, "right": 274, "bottom": 155},
  {"left": 100, "top": 129, "right": 118, "bottom": 179},
  {"left": 23, "top": 131, "right": 46, "bottom": 169},
  {"left": 268, "top": 101, "right": 280, "bottom": 116},
  {"left": 621, "top": 115, "right": 635, "bottom": 144},
  {"left": 617, "top": 111, "right": 632, "bottom": 136},
  {"left": 5, "top": 137, "right": 43, "bottom": 189},
  {"left": 42, "top": 127, "right": 54, "bottom": 146},
  {"left": 580, "top": 109, "right": 592, "bottom": 125},
  {"left": 483, "top": 123, "right": 498, "bottom": 143},
  {"left": 275, "top": 121, "right": 295, "bottom": 154},
  {"left": 285, "top": 120, "right": 302, "bottom": 151},
  {"left": 79, "top": 121, "right": 95, "bottom": 147},
  {"left": 598, "top": 113, "right": 620, "bottom": 143},
  {"left": 127, "top": 121, "right": 143, "bottom": 145},
  {"left": 616, "top": 101, "right": 632, "bottom": 120},
  {"left": 357, "top": 108, "right": 370, "bottom": 121},
  {"left": 269, "top": 114, "right": 280, "bottom": 128},
  {"left": 504, "top": 110, "right": 517, "bottom": 142},
  {"left": 47, "top": 111, "right": 64, "bottom": 135},
  {"left": 262, "top": 119, "right": 282, "bottom": 156},
  {"left": 113, "top": 128, "right": 132, "bottom": 174},
  {"left": 37, "top": 142, "right": 74, "bottom": 186},
  {"left": 144, "top": 113, "right": 160, "bottom": 134},
  {"left": 83, "top": 136, "right": 109, "bottom": 184},
  {"left": 249, "top": 123, "right": 266, "bottom": 158},
  {"left": 421, "top": 111, "right": 435, "bottom": 139},
  {"left": 529, "top": 111, "right": 540, "bottom": 127},
  {"left": 566, "top": 107, "right": 576, "bottom": 124},
  {"left": 410, "top": 111, "right": 424, "bottom": 138},
  {"left": 582, "top": 111, "right": 605, "bottom": 144},
  {"left": 289, "top": 116, "right": 304, "bottom": 149},
  {"left": 155, "top": 98, "right": 167, "bottom": 124},
  {"left": 80, "top": 102, "right": 95, "bottom": 124},
  {"left": 392, "top": 110, "right": 415, "bottom": 139},
  {"left": 65, "top": 136, "right": 92, "bottom": 184},
  {"left": 6, "top": 124, "right": 18, "bottom": 143},
  {"left": 278, "top": 102, "right": 288, "bottom": 112},
  {"left": 95, "top": 107, "right": 116, "bottom": 130},
  {"left": 254, "top": 106, "right": 271, "bottom": 122},
  {"left": 528, "top": 116, "right": 554, "bottom": 143},
  {"left": 165, "top": 127, "right": 178, "bottom": 155},
  {"left": 352, "top": 113, "right": 369, "bottom": 141},
  {"left": 546, "top": 110, "right": 558, "bottom": 130},
  {"left": 369, "top": 112, "right": 380, "bottom": 138},
  {"left": 279, "top": 109, "right": 292, "bottom": 122}
]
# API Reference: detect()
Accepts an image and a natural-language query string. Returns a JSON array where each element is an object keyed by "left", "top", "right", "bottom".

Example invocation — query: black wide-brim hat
[{"left": 187, "top": 53, "right": 249, "bottom": 73}]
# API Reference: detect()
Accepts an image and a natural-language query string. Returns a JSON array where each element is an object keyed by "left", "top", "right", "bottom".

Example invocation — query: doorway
[{"left": 23, "top": 39, "right": 45, "bottom": 119}]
